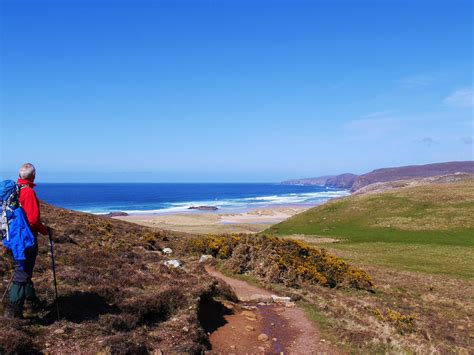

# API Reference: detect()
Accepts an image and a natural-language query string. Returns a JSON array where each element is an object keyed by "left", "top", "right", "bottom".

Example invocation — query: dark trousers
[{"left": 10, "top": 244, "right": 38, "bottom": 306}]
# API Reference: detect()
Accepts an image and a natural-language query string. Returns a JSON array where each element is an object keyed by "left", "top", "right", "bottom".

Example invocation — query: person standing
[{"left": 5, "top": 163, "right": 50, "bottom": 318}]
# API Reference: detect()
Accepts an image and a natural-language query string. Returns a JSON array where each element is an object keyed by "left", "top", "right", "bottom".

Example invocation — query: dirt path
[{"left": 205, "top": 266, "right": 338, "bottom": 354}]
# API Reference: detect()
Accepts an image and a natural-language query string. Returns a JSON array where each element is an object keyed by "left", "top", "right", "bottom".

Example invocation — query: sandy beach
[{"left": 115, "top": 205, "right": 310, "bottom": 234}]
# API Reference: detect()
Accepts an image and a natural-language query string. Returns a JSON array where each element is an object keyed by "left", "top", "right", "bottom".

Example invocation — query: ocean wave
[{"left": 81, "top": 189, "right": 350, "bottom": 215}]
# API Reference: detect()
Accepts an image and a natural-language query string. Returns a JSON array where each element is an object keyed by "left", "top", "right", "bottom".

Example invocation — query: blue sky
[{"left": 1, "top": 0, "right": 472, "bottom": 182}]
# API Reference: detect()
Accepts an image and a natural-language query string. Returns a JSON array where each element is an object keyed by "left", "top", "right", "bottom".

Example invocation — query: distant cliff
[
  {"left": 350, "top": 161, "right": 474, "bottom": 192},
  {"left": 281, "top": 175, "right": 334, "bottom": 186},
  {"left": 281, "top": 173, "right": 357, "bottom": 188},
  {"left": 325, "top": 173, "right": 358, "bottom": 188},
  {"left": 281, "top": 161, "right": 474, "bottom": 191}
]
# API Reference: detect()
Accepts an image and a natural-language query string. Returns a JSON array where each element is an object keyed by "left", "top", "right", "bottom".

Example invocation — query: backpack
[{"left": 0, "top": 180, "right": 35, "bottom": 261}]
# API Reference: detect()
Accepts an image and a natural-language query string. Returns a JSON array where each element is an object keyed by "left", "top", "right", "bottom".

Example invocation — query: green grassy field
[{"left": 266, "top": 180, "right": 474, "bottom": 278}]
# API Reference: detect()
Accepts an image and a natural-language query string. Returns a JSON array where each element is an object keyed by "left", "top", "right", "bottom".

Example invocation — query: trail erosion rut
[{"left": 204, "top": 266, "right": 338, "bottom": 354}]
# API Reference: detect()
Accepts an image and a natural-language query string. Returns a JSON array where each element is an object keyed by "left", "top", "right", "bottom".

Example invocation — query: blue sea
[{"left": 35, "top": 183, "right": 349, "bottom": 215}]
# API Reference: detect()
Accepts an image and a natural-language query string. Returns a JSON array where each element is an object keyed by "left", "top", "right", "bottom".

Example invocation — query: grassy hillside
[{"left": 267, "top": 179, "right": 474, "bottom": 278}]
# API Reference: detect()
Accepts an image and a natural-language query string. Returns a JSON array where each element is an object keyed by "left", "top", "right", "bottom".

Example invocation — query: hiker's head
[{"left": 19, "top": 163, "right": 36, "bottom": 182}]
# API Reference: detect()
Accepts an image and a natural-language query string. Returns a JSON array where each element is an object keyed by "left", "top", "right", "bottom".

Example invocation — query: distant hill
[
  {"left": 281, "top": 161, "right": 474, "bottom": 191},
  {"left": 267, "top": 177, "right": 474, "bottom": 251},
  {"left": 350, "top": 161, "right": 474, "bottom": 191}
]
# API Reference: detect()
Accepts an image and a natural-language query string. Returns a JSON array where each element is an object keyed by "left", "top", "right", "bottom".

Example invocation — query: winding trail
[{"left": 205, "top": 266, "right": 338, "bottom": 354}]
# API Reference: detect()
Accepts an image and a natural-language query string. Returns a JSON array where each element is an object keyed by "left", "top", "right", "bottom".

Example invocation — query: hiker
[{"left": 5, "top": 163, "right": 50, "bottom": 318}]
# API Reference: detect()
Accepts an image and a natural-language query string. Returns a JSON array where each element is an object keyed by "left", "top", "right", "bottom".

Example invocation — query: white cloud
[
  {"left": 397, "top": 74, "right": 438, "bottom": 88},
  {"left": 443, "top": 88, "right": 474, "bottom": 107}
]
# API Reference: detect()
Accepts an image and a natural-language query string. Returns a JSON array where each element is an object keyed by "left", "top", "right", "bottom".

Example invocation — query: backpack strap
[{"left": 16, "top": 184, "right": 27, "bottom": 207}]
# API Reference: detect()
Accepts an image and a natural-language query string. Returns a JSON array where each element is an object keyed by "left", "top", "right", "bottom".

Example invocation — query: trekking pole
[
  {"left": 48, "top": 228, "right": 60, "bottom": 320},
  {"left": 1, "top": 272, "right": 14, "bottom": 304}
]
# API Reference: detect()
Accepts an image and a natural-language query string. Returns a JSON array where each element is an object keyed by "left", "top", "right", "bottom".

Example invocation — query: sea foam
[{"left": 84, "top": 189, "right": 350, "bottom": 215}]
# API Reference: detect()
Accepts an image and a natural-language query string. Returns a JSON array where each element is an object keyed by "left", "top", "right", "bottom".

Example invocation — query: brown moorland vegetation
[{"left": 0, "top": 204, "right": 236, "bottom": 354}]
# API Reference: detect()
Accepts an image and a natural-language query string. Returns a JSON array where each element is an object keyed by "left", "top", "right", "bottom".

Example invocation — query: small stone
[
  {"left": 163, "top": 259, "right": 181, "bottom": 268},
  {"left": 230, "top": 345, "right": 236, "bottom": 350},
  {"left": 242, "top": 305, "right": 257, "bottom": 310},
  {"left": 258, "top": 333, "right": 269, "bottom": 342},
  {"left": 54, "top": 329, "right": 65, "bottom": 334},
  {"left": 241, "top": 310, "right": 256, "bottom": 316},
  {"left": 241, "top": 294, "right": 273, "bottom": 303},
  {"left": 182, "top": 326, "right": 189, "bottom": 332},
  {"left": 245, "top": 325, "right": 255, "bottom": 331},
  {"left": 162, "top": 248, "right": 173, "bottom": 254},
  {"left": 271, "top": 322, "right": 276, "bottom": 326},
  {"left": 199, "top": 254, "right": 214, "bottom": 263},
  {"left": 258, "top": 347, "right": 266, "bottom": 352},
  {"left": 241, "top": 310, "right": 257, "bottom": 320},
  {"left": 271, "top": 295, "right": 292, "bottom": 303},
  {"left": 272, "top": 338, "right": 277, "bottom": 342}
]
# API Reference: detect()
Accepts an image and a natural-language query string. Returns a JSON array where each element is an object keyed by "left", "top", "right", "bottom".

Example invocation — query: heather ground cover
[{"left": 0, "top": 204, "right": 233, "bottom": 354}]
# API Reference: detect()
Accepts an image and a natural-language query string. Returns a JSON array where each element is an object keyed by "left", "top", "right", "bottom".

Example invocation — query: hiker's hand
[
  {"left": 2, "top": 246, "right": 11, "bottom": 256},
  {"left": 1, "top": 247, "right": 13, "bottom": 267}
]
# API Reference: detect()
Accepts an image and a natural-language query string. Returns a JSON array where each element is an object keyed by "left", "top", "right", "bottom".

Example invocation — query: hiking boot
[{"left": 3, "top": 303, "right": 23, "bottom": 319}]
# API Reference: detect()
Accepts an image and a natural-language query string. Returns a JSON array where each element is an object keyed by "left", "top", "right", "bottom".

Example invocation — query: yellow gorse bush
[
  {"left": 374, "top": 308, "right": 417, "bottom": 334},
  {"left": 183, "top": 234, "right": 373, "bottom": 291}
]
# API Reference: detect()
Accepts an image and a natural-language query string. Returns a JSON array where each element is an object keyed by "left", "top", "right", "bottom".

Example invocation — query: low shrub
[
  {"left": 374, "top": 308, "right": 417, "bottom": 334},
  {"left": 182, "top": 234, "right": 374, "bottom": 290},
  {"left": 0, "top": 325, "right": 40, "bottom": 355}
]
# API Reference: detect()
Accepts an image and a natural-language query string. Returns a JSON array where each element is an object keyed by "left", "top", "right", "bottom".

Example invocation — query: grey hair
[{"left": 19, "top": 163, "right": 36, "bottom": 180}]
